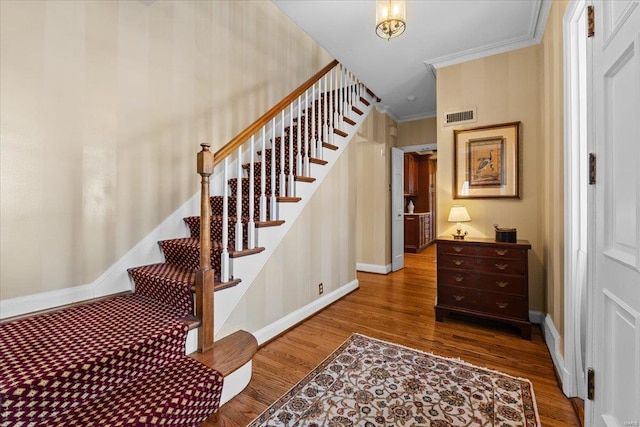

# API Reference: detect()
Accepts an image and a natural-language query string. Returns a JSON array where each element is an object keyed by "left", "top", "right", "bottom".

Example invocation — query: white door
[
  {"left": 391, "top": 147, "right": 404, "bottom": 271},
  {"left": 587, "top": 1, "right": 640, "bottom": 425}
]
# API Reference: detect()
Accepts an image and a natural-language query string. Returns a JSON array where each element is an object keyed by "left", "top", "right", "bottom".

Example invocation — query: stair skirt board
[
  {"left": 356, "top": 263, "right": 392, "bottom": 274},
  {"left": 252, "top": 279, "right": 359, "bottom": 346}
]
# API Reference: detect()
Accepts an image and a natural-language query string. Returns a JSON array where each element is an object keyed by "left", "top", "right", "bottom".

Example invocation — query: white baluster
[
  {"left": 342, "top": 66, "right": 348, "bottom": 128},
  {"left": 279, "top": 110, "right": 286, "bottom": 197},
  {"left": 333, "top": 66, "right": 339, "bottom": 135},
  {"left": 318, "top": 77, "right": 325, "bottom": 160},
  {"left": 304, "top": 89, "right": 310, "bottom": 177},
  {"left": 248, "top": 135, "right": 255, "bottom": 249},
  {"left": 235, "top": 146, "right": 243, "bottom": 251},
  {"left": 328, "top": 68, "right": 334, "bottom": 145},
  {"left": 259, "top": 126, "right": 267, "bottom": 222},
  {"left": 311, "top": 81, "right": 317, "bottom": 159},
  {"left": 270, "top": 118, "right": 278, "bottom": 220},
  {"left": 333, "top": 64, "right": 345, "bottom": 129},
  {"left": 221, "top": 157, "right": 230, "bottom": 282},
  {"left": 322, "top": 74, "right": 328, "bottom": 146},
  {"left": 288, "top": 102, "right": 295, "bottom": 197},
  {"left": 344, "top": 70, "right": 353, "bottom": 110},
  {"left": 296, "top": 95, "right": 302, "bottom": 176}
]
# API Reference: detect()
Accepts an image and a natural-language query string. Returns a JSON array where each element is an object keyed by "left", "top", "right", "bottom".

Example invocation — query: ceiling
[{"left": 272, "top": 0, "right": 551, "bottom": 123}]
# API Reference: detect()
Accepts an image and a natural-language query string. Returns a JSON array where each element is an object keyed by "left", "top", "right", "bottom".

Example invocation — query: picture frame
[{"left": 453, "top": 122, "right": 521, "bottom": 199}]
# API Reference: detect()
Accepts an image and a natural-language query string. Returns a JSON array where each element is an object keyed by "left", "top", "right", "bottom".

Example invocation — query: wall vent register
[{"left": 444, "top": 107, "right": 477, "bottom": 126}]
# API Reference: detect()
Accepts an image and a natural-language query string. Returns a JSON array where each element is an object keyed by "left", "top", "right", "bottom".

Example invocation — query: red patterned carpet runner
[
  {"left": 0, "top": 294, "right": 223, "bottom": 426},
  {"left": 249, "top": 334, "right": 541, "bottom": 427}
]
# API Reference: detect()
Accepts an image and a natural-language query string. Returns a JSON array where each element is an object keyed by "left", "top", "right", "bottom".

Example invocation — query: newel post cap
[{"left": 197, "top": 143, "right": 214, "bottom": 176}]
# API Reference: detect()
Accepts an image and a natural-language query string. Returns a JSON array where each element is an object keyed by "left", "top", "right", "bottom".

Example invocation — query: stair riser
[
  {"left": 228, "top": 177, "right": 286, "bottom": 197},
  {"left": 185, "top": 217, "right": 249, "bottom": 246},
  {"left": 243, "top": 159, "right": 302, "bottom": 177},
  {"left": 160, "top": 241, "right": 227, "bottom": 273},
  {"left": 129, "top": 267, "right": 194, "bottom": 315},
  {"left": 210, "top": 196, "right": 271, "bottom": 219}
]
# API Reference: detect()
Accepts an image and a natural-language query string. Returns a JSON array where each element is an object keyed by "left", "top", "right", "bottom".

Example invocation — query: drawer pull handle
[
  {"left": 454, "top": 295, "right": 465, "bottom": 301},
  {"left": 495, "top": 249, "right": 508, "bottom": 256},
  {"left": 453, "top": 275, "right": 464, "bottom": 282},
  {"left": 496, "top": 302, "right": 509, "bottom": 309},
  {"left": 496, "top": 281, "right": 509, "bottom": 288},
  {"left": 495, "top": 263, "right": 509, "bottom": 270},
  {"left": 453, "top": 259, "right": 465, "bottom": 266},
  {"left": 453, "top": 246, "right": 463, "bottom": 253}
]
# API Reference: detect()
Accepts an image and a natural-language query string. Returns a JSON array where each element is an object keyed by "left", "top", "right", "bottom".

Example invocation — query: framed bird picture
[{"left": 453, "top": 122, "right": 520, "bottom": 199}]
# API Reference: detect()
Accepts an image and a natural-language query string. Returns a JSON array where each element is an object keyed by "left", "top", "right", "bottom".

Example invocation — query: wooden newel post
[{"left": 196, "top": 143, "right": 215, "bottom": 353}]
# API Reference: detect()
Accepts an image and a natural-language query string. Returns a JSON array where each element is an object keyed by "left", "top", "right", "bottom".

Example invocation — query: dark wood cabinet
[
  {"left": 404, "top": 213, "right": 432, "bottom": 253},
  {"left": 435, "top": 237, "right": 532, "bottom": 339},
  {"left": 404, "top": 154, "right": 418, "bottom": 196}
]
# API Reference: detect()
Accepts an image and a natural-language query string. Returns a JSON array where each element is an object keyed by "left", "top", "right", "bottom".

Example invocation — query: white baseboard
[
  {"left": 356, "top": 263, "right": 391, "bottom": 274},
  {"left": 529, "top": 310, "right": 544, "bottom": 324},
  {"left": 543, "top": 313, "right": 573, "bottom": 395},
  {"left": 0, "top": 193, "right": 200, "bottom": 320},
  {"left": 253, "top": 279, "right": 359, "bottom": 346}
]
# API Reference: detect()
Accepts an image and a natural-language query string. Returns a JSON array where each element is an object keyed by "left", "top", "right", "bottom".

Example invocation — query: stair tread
[
  {"left": 130, "top": 263, "right": 239, "bottom": 289},
  {"left": 45, "top": 355, "right": 223, "bottom": 426},
  {"left": 191, "top": 330, "right": 257, "bottom": 377},
  {"left": 0, "top": 294, "right": 190, "bottom": 422},
  {"left": 256, "top": 220, "right": 285, "bottom": 227}
]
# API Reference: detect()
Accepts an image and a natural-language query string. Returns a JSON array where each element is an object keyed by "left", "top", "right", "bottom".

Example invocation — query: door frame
[{"left": 562, "top": 0, "right": 590, "bottom": 399}]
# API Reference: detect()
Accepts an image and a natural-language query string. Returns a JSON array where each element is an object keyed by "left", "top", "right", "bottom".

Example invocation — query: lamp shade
[
  {"left": 448, "top": 205, "right": 471, "bottom": 223},
  {"left": 376, "top": 0, "right": 406, "bottom": 40}
]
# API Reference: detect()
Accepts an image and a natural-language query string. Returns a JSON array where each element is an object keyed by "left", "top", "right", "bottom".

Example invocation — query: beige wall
[
  {"left": 539, "top": 0, "right": 569, "bottom": 351},
  {"left": 0, "top": 0, "right": 332, "bottom": 299},
  {"left": 218, "top": 141, "right": 357, "bottom": 336},
  {"left": 356, "top": 109, "right": 396, "bottom": 268},
  {"left": 397, "top": 117, "right": 437, "bottom": 147},
  {"left": 436, "top": 46, "right": 544, "bottom": 311},
  {"left": 436, "top": 0, "right": 569, "bottom": 333}
]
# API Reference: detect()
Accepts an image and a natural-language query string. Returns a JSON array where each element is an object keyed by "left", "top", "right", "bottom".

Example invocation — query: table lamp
[{"left": 448, "top": 205, "right": 471, "bottom": 239}]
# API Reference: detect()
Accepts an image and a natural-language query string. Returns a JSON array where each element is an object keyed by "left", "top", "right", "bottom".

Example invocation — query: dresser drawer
[
  {"left": 438, "top": 285, "right": 528, "bottom": 319},
  {"left": 438, "top": 255, "right": 526, "bottom": 275},
  {"left": 439, "top": 243, "right": 525, "bottom": 261},
  {"left": 437, "top": 269, "right": 527, "bottom": 296}
]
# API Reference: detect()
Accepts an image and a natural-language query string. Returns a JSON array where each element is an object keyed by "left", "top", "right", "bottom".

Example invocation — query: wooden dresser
[{"left": 435, "top": 237, "right": 532, "bottom": 339}]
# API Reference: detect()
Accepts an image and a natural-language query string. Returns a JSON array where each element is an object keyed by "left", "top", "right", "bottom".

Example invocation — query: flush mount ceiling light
[{"left": 376, "top": 0, "right": 406, "bottom": 40}]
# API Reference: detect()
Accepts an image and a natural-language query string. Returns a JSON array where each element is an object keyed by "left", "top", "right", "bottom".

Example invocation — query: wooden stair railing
[
  {"left": 193, "top": 60, "right": 378, "bottom": 353},
  {"left": 196, "top": 143, "right": 215, "bottom": 352}
]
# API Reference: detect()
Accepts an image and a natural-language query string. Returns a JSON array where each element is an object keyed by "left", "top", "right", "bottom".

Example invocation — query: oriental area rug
[{"left": 248, "top": 334, "right": 540, "bottom": 427}]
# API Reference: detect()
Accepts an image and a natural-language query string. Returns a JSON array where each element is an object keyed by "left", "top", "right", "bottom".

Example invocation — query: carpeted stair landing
[{"left": 0, "top": 294, "right": 224, "bottom": 426}]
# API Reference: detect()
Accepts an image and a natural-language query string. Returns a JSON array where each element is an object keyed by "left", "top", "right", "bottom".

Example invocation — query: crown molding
[{"left": 425, "top": 0, "right": 551, "bottom": 70}]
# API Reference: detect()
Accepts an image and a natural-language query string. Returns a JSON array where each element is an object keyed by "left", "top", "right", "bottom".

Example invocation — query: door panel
[
  {"left": 391, "top": 147, "right": 404, "bottom": 271},
  {"left": 589, "top": 1, "right": 640, "bottom": 425}
]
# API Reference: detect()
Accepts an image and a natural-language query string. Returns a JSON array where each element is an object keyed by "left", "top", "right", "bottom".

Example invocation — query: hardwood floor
[{"left": 207, "top": 245, "right": 579, "bottom": 426}]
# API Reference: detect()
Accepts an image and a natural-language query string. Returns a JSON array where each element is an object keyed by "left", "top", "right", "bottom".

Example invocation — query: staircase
[{"left": 0, "top": 60, "right": 375, "bottom": 426}]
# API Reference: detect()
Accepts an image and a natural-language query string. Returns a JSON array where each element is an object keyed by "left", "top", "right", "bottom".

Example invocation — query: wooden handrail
[{"left": 214, "top": 59, "right": 339, "bottom": 166}]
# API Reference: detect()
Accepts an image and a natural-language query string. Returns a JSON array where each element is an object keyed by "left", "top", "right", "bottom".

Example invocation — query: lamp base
[{"left": 452, "top": 230, "right": 468, "bottom": 240}]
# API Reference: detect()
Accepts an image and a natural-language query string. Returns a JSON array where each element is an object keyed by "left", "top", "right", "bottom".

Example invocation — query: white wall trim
[
  {"left": 398, "top": 143, "right": 437, "bottom": 154},
  {"left": 544, "top": 314, "right": 573, "bottom": 396},
  {"left": 426, "top": 0, "right": 552, "bottom": 70},
  {"left": 529, "top": 310, "right": 545, "bottom": 324},
  {"left": 356, "top": 263, "right": 391, "bottom": 274},
  {"left": 397, "top": 110, "right": 437, "bottom": 123},
  {"left": 252, "top": 279, "right": 359, "bottom": 346},
  {"left": 0, "top": 193, "right": 201, "bottom": 319}
]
